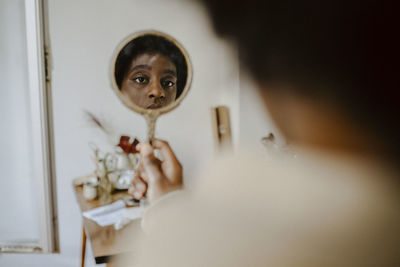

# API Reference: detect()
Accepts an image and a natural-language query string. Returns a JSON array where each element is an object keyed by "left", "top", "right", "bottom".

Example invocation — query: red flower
[{"left": 117, "top": 136, "right": 139, "bottom": 154}]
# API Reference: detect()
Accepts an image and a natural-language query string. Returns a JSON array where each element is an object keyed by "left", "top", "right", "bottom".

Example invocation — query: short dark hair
[
  {"left": 114, "top": 34, "right": 188, "bottom": 99},
  {"left": 200, "top": 0, "right": 400, "bottom": 160}
]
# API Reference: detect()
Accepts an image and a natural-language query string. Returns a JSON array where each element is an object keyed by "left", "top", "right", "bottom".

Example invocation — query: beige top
[{"left": 121, "top": 149, "right": 400, "bottom": 267}]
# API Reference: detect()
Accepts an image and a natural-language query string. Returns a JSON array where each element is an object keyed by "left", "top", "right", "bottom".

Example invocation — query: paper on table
[
  {"left": 82, "top": 200, "right": 143, "bottom": 227},
  {"left": 124, "top": 205, "right": 144, "bottom": 220}
]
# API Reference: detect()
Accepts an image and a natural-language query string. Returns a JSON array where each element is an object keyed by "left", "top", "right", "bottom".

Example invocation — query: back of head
[{"left": 199, "top": 0, "right": 400, "bottom": 162}]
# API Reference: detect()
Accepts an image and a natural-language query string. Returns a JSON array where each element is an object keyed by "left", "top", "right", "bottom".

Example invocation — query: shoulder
[{"left": 138, "top": 149, "right": 400, "bottom": 266}]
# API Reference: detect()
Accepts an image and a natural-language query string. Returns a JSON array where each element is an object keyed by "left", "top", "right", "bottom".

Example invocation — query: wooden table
[{"left": 74, "top": 185, "right": 143, "bottom": 266}]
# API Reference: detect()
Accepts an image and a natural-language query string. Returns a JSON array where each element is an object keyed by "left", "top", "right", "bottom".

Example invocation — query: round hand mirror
[{"left": 110, "top": 31, "right": 192, "bottom": 143}]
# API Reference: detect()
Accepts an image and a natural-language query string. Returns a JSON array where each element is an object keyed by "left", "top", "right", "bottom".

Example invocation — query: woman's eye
[
  {"left": 162, "top": 80, "right": 175, "bottom": 88},
  {"left": 133, "top": 76, "right": 148, "bottom": 84}
]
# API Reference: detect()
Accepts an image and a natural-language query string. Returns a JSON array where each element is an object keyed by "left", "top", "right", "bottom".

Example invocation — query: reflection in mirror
[
  {"left": 114, "top": 34, "right": 188, "bottom": 110},
  {"left": 111, "top": 31, "right": 192, "bottom": 142}
]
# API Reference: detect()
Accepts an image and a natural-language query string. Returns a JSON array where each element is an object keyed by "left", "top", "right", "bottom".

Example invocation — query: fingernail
[{"left": 133, "top": 191, "right": 142, "bottom": 199}]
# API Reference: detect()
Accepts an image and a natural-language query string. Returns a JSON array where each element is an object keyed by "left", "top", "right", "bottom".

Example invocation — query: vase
[{"left": 98, "top": 175, "right": 113, "bottom": 205}]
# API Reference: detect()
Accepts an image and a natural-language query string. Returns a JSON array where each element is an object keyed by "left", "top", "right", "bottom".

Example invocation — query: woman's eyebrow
[
  {"left": 163, "top": 69, "right": 177, "bottom": 76},
  {"left": 129, "top": 64, "right": 152, "bottom": 73}
]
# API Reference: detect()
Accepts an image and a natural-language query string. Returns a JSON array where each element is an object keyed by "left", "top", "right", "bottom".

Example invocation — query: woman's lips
[{"left": 147, "top": 103, "right": 162, "bottom": 109}]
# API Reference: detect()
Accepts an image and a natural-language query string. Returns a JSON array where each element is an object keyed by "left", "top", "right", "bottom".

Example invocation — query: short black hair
[
  {"left": 200, "top": 0, "right": 400, "bottom": 160},
  {"left": 114, "top": 34, "right": 188, "bottom": 99}
]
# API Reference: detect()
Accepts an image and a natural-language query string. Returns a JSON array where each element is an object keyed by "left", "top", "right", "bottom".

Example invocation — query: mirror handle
[{"left": 145, "top": 113, "right": 159, "bottom": 145}]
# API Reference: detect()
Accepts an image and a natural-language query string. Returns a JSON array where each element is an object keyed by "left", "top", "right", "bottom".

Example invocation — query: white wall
[
  {"left": 0, "top": 0, "right": 279, "bottom": 266},
  {"left": 238, "top": 72, "right": 286, "bottom": 155}
]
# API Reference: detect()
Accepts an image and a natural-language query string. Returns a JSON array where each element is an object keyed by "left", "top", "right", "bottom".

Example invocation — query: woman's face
[{"left": 121, "top": 53, "right": 178, "bottom": 109}]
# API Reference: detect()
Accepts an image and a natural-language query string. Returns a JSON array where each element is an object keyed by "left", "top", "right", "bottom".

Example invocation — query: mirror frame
[{"left": 110, "top": 30, "right": 193, "bottom": 116}]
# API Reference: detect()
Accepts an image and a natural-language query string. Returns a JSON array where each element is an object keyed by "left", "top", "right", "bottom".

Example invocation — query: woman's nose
[{"left": 147, "top": 81, "right": 165, "bottom": 100}]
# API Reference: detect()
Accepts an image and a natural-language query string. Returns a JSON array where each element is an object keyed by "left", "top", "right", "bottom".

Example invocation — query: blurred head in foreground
[{"left": 201, "top": 0, "right": 399, "bottom": 163}]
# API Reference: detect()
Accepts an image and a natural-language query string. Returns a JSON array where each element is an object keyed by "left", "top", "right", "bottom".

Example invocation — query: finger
[
  {"left": 152, "top": 139, "right": 180, "bottom": 165},
  {"left": 128, "top": 186, "right": 135, "bottom": 195},
  {"left": 138, "top": 163, "right": 149, "bottom": 182},
  {"left": 133, "top": 176, "right": 147, "bottom": 193},
  {"left": 137, "top": 142, "right": 164, "bottom": 182},
  {"left": 137, "top": 143, "right": 158, "bottom": 169},
  {"left": 128, "top": 188, "right": 145, "bottom": 200},
  {"left": 133, "top": 190, "right": 145, "bottom": 200},
  {"left": 153, "top": 139, "right": 182, "bottom": 184},
  {"left": 128, "top": 185, "right": 145, "bottom": 199},
  {"left": 129, "top": 175, "right": 147, "bottom": 199},
  {"left": 128, "top": 174, "right": 139, "bottom": 195}
]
